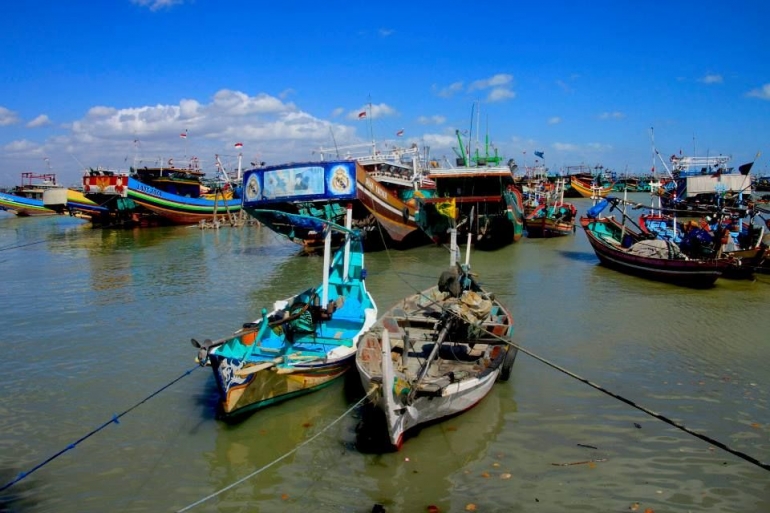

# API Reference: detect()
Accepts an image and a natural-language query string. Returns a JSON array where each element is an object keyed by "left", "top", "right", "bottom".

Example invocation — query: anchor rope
[
  {"left": 177, "top": 389, "right": 375, "bottom": 512},
  {"left": 0, "top": 365, "right": 200, "bottom": 493},
  {"left": 486, "top": 327, "right": 770, "bottom": 472}
]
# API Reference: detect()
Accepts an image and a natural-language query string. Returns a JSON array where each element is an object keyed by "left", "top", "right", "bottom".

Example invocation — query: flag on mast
[
  {"left": 358, "top": 111, "right": 366, "bottom": 119},
  {"left": 396, "top": 129, "right": 404, "bottom": 137},
  {"left": 234, "top": 142, "right": 243, "bottom": 149},
  {"left": 180, "top": 130, "right": 188, "bottom": 139}
]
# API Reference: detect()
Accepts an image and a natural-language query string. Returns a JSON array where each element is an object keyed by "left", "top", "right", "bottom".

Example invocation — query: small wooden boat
[
  {"left": 525, "top": 179, "right": 577, "bottom": 238},
  {"left": 570, "top": 174, "right": 614, "bottom": 199},
  {"left": 193, "top": 208, "right": 378, "bottom": 418},
  {"left": 580, "top": 199, "right": 734, "bottom": 288},
  {"left": 356, "top": 231, "right": 516, "bottom": 449}
]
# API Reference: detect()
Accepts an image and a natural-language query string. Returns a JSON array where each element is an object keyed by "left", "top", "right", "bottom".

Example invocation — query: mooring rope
[
  {"left": 177, "top": 389, "right": 375, "bottom": 512},
  {"left": 0, "top": 366, "right": 200, "bottom": 493},
  {"left": 504, "top": 338, "right": 770, "bottom": 472}
]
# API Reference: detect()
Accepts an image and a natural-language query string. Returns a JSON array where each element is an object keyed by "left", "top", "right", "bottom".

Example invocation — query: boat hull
[
  {"left": 0, "top": 192, "right": 57, "bottom": 216},
  {"left": 581, "top": 217, "right": 725, "bottom": 288},
  {"left": 357, "top": 332, "right": 501, "bottom": 448},
  {"left": 209, "top": 353, "right": 353, "bottom": 417},
  {"left": 570, "top": 177, "right": 613, "bottom": 198},
  {"left": 355, "top": 165, "right": 431, "bottom": 248},
  {"left": 525, "top": 203, "right": 577, "bottom": 238}
]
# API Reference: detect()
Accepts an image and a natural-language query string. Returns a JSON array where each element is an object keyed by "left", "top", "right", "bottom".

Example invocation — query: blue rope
[{"left": 0, "top": 366, "right": 200, "bottom": 492}]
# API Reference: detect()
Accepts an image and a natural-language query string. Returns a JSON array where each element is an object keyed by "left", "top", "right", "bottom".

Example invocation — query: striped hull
[
  {"left": 127, "top": 177, "right": 242, "bottom": 224},
  {"left": 210, "top": 354, "right": 353, "bottom": 417},
  {"left": 355, "top": 166, "right": 428, "bottom": 246},
  {"left": 0, "top": 192, "right": 56, "bottom": 216}
]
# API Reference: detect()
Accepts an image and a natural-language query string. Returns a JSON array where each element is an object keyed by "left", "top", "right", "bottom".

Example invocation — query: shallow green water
[{"left": 0, "top": 196, "right": 768, "bottom": 512}]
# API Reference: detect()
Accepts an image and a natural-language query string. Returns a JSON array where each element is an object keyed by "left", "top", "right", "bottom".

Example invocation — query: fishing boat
[
  {"left": 356, "top": 230, "right": 517, "bottom": 449},
  {"left": 654, "top": 152, "right": 756, "bottom": 211},
  {"left": 414, "top": 130, "right": 524, "bottom": 250},
  {"left": 0, "top": 172, "right": 61, "bottom": 216},
  {"left": 580, "top": 198, "right": 734, "bottom": 288},
  {"left": 241, "top": 148, "right": 434, "bottom": 253},
  {"left": 42, "top": 187, "right": 108, "bottom": 219},
  {"left": 569, "top": 173, "right": 614, "bottom": 199},
  {"left": 525, "top": 179, "right": 577, "bottom": 238},
  {"left": 81, "top": 156, "right": 242, "bottom": 227},
  {"left": 638, "top": 211, "right": 766, "bottom": 279},
  {"left": 193, "top": 207, "right": 378, "bottom": 418},
  {"left": 635, "top": 179, "right": 765, "bottom": 278}
]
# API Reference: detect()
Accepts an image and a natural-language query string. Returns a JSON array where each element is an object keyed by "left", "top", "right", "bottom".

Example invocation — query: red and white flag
[
  {"left": 358, "top": 111, "right": 366, "bottom": 119},
  {"left": 234, "top": 142, "right": 243, "bottom": 149},
  {"left": 180, "top": 132, "right": 187, "bottom": 139},
  {"left": 396, "top": 129, "right": 404, "bottom": 137}
]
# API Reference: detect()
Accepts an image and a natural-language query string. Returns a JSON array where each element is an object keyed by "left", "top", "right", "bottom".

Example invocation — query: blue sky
[{"left": 1, "top": 0, "right": 769, "bottom": 186}]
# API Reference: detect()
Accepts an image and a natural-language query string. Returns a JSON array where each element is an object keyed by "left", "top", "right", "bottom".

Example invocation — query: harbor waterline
[{"left": 1, "top": 194, "right": 768, "bottom": 512}]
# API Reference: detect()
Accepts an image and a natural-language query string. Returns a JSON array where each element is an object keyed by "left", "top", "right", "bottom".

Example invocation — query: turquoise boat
[{"left": 193, "top": 208, "right": 378, "bottom": 418}]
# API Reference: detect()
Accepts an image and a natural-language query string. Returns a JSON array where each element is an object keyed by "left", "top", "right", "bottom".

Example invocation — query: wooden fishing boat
[
  {"left": 0, "top": 172, "right": 60, "bottom": 216},
  {"left": 241, "top": 146, "right": 435, "bottom": 253},
  {"left": 525, "top": 179, "right": 577, "bottom": 238},
  {"left": 655, "top": 153, "right": 756, "bottom": 211},
  {"left": 414, "top": 130, "right": 524, "bottom": 250},
  {"left": 356, "top": 232, "right": 516, "bottom": 449},
  {"left": 580, "top": 199, "right": 733, "bottom": 288},
  {"left": 569, "top": 174, "right": 614, "bottom": 199},
  {"left": 193, "top": 208, "right": 378, "bottom": 418},
  {"left": 638, "top": 211, "right": 766, "bottom": 279},
  {"left": 81, "top": 156, "right": 243, "bottom": 227}
]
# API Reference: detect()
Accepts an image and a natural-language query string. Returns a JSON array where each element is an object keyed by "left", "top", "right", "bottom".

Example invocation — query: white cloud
[
  {"left": 747, "top": 83, "right": 770, "bottom": 100},
  {"left": 548, "top": 117, "right": 562, "bottom": 125},
  {"left": 469, "top": 74, "right": 513, "bottom": 91},
  {"left": 416, "top": 115, "right": 446, "bottom": 125},
  {"left": 2, "top": 139, "right": 40, "bottom": 152},
  {"left": 700, "top": 74, "right": 723, "bottom": 84},
  {"left": 378, "top": 28, "right": 394, "bottom": 37},
  {"left": 0, "top": 106, "right": 20, "bottom": 126},
  {"left": 487, "top": 87, "right": 515, "bottom": 102},
  {"left": 131, "top": 0, "right": 184, "bottom": 11},
  {"left": 550, "top": 141, "right": 612, "bottom": 158},
  {"left": 434, "top": 81, "right": 464, "bottom": 98},
  {"left": 553, "top": 142, "right": 579, "bottom": 151},
  {"left": 1, "top": 90, "right": 368, "bottom": 183},
  {"left": 26, "top": 114, "right": 52, "bottom": 128},
  {"left": 598, "top": 111, "right": 625, "bottom": 120},
  {"left": 331, "top": 107, "right": 345, "bottom": 118}
]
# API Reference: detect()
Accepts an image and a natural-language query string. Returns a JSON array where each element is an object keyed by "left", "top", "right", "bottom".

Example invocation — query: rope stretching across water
[
  {"left": 0, "top": 366, "right": 200, "bottom": 493},
  {"left": 177, "top": 389, "right": 375, "bottom": 512}
]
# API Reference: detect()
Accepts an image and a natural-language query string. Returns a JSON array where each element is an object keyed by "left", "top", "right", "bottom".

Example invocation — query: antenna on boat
[{"left": 329, "top": 126, "right": 340, "bottom": 158}]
